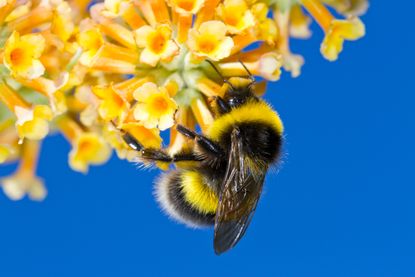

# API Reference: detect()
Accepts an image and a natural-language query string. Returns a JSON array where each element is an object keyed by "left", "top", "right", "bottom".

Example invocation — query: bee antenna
[
  {"left": 205, "top": 59, "right": 235, "bottom": 91},
  {"left": 238, "top": 59, "right": 255, "bottom": 84}
]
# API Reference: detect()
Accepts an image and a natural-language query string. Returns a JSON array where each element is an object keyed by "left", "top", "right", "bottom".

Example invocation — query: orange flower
[
  {"left": 168, "top": 0, "right": 205, "bottom": 14},
  {"left": 3, "top": 31, "right": 45, "bottom": 79},
  {"left": 69, "top": 132, "right": 112, "bottom": 173},
  {"left": 92, "top": 84, "right": 129, "bottom": 121},
  {"left": 321, "top": 17, "right": 365, "bottom": 61},
  {"left": 216, "top": 0, "right": 255, "bottom": 34},
  {"left": 134, "top": 24, "right": 179, "bottom": 66},
  {"left": 188, "top": 21, "right": 234, "bottom": 61},
  {"left": 133, "top": 82, "right": 178, "bottom": 130}
]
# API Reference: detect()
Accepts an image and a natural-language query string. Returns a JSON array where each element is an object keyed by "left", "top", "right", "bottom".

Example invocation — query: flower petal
[
  {"left": 2, "top": 177, "right": 25, "bottom": 200},
  {"left": 133, "top": 82, "right": 159, "bottom": 102},
  {"left": 160, "top": 40, "right": 179, "bottom": 60},
  {"left": 133, "top": 103, "right": 150, "bottom": 121},
  {"left": 134, "top": 25, "right": 154, "bottom": 48},
  {"left": 21, "top": 60, "right": 45, "bottom": 80},
  {"left": 199, "top": 21, "right": 227, "bottom": 37},
  {"left": 211, "top": 36, "right": 234, "bottom": 60},
  {"left": 140, "top": 48, "right": 161, "bottom": 66},
  {"left": 20, "top": 34, "right": 45, "bottom": 58},
  {"left": 143, "top": 116, "right": 159, "bottom": 129},
  {"left": 158, "top": 114, "right": 175, "bottom": 131}
]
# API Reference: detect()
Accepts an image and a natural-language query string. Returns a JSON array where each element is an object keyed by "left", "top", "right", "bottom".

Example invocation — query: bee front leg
[
  {"left": 176, "top": 125, "right": 224, "bottom": 157},
  {"left": 122, "top": 132, "right": 201, "bottom": 163},
  {"left": 215, "top": 96, "right": 231, "bottom": 114}
]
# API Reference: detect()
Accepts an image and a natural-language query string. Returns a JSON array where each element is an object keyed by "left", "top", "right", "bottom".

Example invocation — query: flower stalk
[{"left": 1, "top": 139, "right": 47, "bottom": 201}]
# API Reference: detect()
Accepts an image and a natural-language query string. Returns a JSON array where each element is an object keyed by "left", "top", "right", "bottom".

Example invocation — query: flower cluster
[{"left": 0, "top": 0, "right": 367, "bottom": 200}]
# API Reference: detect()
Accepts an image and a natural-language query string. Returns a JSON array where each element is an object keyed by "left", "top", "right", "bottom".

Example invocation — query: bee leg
[
  {"left": 140, "top": 148, "right": 173, "bottom": 162},
  {"left": 122, "top": 133, "right": 172, "bottom": 161},
  {"left": 173, "top": 152, "right": 204, "bottom": 162},
  {"left": 195, "top": 136, "right": 224, "bottom": 157},
  {"left": 176, "top": 124, "right": 198, "bottom": 139},
  {"left": 177, "top": 124, "right": 224, "bottom": 157},
  {"left": 141, "top": 149, "right": 203, "bottom": 163},
  {"left": 122, "top": 132, "right": 144, "bottom": 151},
  {"left": 122, "top": 131, "right": 201, "bottom": 162},
  {"left": 215, "top": 96, "right": 230, "bottom": 114}
]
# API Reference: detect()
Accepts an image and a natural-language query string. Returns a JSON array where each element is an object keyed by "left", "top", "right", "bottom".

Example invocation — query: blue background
[{"left": 1, "top": 3, "right": 414, "bottom": 276}]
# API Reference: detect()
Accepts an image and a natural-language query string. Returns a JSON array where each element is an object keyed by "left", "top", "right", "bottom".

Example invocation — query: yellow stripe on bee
[
  {"left": 181, "top": 171, "right": 218, "bottom": 214},
  {"left": 208, "top": 100, "right": 284, "bottom": 141}
]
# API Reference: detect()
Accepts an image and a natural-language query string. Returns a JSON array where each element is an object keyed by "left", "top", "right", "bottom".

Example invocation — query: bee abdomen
[{"left": 154, "top": 171, "right": 216, "bottom": 228}]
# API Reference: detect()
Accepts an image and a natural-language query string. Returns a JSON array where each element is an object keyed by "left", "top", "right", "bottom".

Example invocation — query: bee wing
[{"left": 213, "top": 128, "right": 266, "bottom": 255}]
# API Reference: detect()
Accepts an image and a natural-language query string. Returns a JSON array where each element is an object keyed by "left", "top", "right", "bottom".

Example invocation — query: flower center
[
  {"left": 197, "top": 36, "right": 217, "bottom": 54},
  {"left": 224, "top": 13, "right": 240, "bottom": 26},
  {"left": 78, "top": 139, "right": 94, "bottom": 155},
  {"left": 177, "top": 0, "right": 195, "bottom": 12},
  {"left": 150, "top": 95, "right": 169, "bottom": 114},
  {"left": 149, "top": 32, "right": 167, "bottom": 54},
  {"left": 111, "top": 92, "right": 124, "bottom": 108},
  {"left": 91, "top": 37, "right": 103, "bottom": 51},
  {"left": 10, "top": 47, "right": 26, "bottom": 67}
]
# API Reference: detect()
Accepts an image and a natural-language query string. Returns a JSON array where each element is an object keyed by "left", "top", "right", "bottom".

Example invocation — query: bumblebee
[{"left": 120, "top": 62, "right": 284, "bottom": 254}]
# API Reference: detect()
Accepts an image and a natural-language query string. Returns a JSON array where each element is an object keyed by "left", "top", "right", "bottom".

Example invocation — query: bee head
[
  {"left": 205, "top": 59, "right": 258, "bottom": 111},
  {"left": 223, "top": 77, "right": 257, "bottom": 109}
]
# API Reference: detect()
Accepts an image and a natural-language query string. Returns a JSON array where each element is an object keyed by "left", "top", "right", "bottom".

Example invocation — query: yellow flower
[
  {"left": 0, "top": 0, "right": 8, "bottom": 8},
  {"left": 123, "top": 122, "right": 169, "bottom": 170},
  {"left": 1, "top": 175, "right": 47, "bottom": 201},
  {"left": 133, "top": 82, "right": 177, "bottom": 131},
  {"left": 256, "top": 52, "right": 283, "bottom": 81},
  {"left": 323, "top": 0, "right": 369, "bottom": 16},
  {"left": 92, "top": 84, "right": 129, "bottom": 121},
  {"left": 188, "top": 21, "right": 234, "bottom": 61},
  {"left": 74, "top": 85, "right": 100, "bottom": 127},
  {"left": 168, "top": 0, "right": 205, "bottom": 14},
  {"left": 0, "top": 120, "right": 18, "bottom": 163},
  {"left": 69, "top": 132, "right": 112, "bottom": 173},
  {"left": 281, "top": 53, "right": 305, "bottom": 79},
  {"left": 102, "top": 0, "right": 131, "bottom": 18},
  {"left": 289, "top": 4, "right": 312, "bottom": 38},
  {"left": 321, "top": 17, "right": 365, "bottom": 61},
  {"left": 0, "top": 82, "right": 53, "bottom": 142},
  {"left": 14, "top": 73, "right": 69, "bottom": 114},
  {"left": 134, "top": 24, "right": 179, "bottom": 67},
  {"left": 0, "top": 144, "right": 13, "bottom": 163},
  {"left": 300, "top": 0, "right": 366, "bottom": 61},
  {"left": 0, "top": 0, "right": 369, "bottom": 200},
  {"left": 1, "top": 140, "right": 46, "bottom": 201},
  {"left": 14, "top": 105, "right": 53, "bottom": 141},
  {"left": 251, "top": 3, "right": 278, "bottom": 45},
  {"left": 216, "top": 0, "right": 255, "bottom": 34},
  {"left": 4, "top": 1, "right": 30, "bottom": 22},
  {"left": 122, "top": 122, "right": 163, "bottom": 149},
  {"left": 218, "top": 52, "right": 283, "bottom": 81},
  {"left": 51, "top": 0, "right": 75, "bottom": 42},
  {"left": 3, "top": 31, "right": 45, "bottom": 79},
  {"left": 103, "top": 122, "right": 162, "bottom": 162},
  {"left": 78, "top": 27, "right": 104, "bottom": 66}
]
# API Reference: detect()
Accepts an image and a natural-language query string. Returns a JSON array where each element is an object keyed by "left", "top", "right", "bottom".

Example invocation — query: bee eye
[{"left": 228, "top": 97, "right": 243, "bottom": 107}]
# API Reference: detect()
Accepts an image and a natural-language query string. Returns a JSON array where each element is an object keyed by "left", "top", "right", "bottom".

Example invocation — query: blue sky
[{"left": 1, "top": 2, "right": 414, "bottom": 276}]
